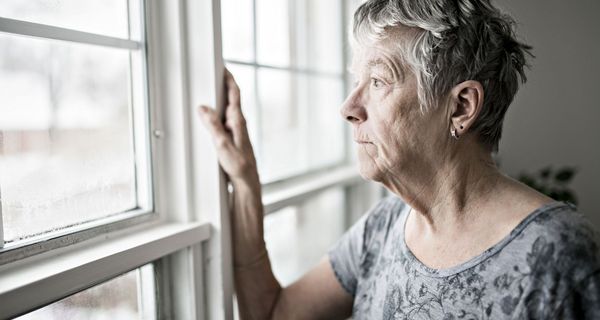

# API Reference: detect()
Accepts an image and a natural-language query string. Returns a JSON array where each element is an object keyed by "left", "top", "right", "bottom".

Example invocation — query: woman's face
[{"left": 341, "top": 39, "right": 447, "bottom": 183}]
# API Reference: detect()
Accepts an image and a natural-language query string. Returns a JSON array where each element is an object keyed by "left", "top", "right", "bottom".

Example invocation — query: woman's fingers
[
  {"left": 225, "top": 99, "right": 252, "bottom": 148},
  {"left": 199, "top": 105, "right": 235, "bottom": 153},
  {"left": 198, "top": 71, "right": 260, "bottom": 182},
  {"left": 225, "top": 112, "right": 248, "bottom": 149},
  {"left": 225, "top": 70, "right": 241, "bottom": 108},
  {"left": 223, "top": 70, "right": 252, "bottom": 149},
  {"left": 199, "top": 104, "right": 258, "bottom": 180}
]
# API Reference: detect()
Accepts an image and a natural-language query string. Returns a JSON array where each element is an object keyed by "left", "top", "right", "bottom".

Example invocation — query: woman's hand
[
  {"left": 198, "top": 70, "right": 354, "bottom": 320},
  {"left": 199, "top": 69, "right": 266, "bottom": 267},
  {"left": 199, "top": 69, "right": 259, "bottom": 185}
]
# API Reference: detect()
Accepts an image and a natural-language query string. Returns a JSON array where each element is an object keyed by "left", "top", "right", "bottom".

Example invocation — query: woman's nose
[{"left": 340, "top": 90, "right": 367, "bottom": 124}]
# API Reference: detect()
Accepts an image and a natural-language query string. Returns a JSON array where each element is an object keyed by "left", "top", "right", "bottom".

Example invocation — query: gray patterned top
[{"left": 329, "top": 196, "right": 600, "bottom": 319}]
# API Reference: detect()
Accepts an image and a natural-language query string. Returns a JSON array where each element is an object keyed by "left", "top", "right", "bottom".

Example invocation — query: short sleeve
[
  {"left": 553, "top": 270, "right": 600, "bottom": 319},
  {"left": 328, "top": 213, "right": 368, "bottom": 296}
]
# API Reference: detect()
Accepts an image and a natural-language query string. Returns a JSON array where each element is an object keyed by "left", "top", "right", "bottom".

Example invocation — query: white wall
[{"left": 496, "top": 0, "right": 600, "bottom": 227}]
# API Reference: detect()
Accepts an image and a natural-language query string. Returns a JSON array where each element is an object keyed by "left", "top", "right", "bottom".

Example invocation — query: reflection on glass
[
  {"left": 221, "top": 0, "right": 254, "bottom": 62},
  {"left": 0, "top": 34, "right": 137, "bottom": 242},
  {"left": 16, "top": 265, "right": 153, "bottom": 320},
  {"left": 0, "top": 0, "right": 134, "bottom": 40},
  {"left": 264, "top": 188, "right": 345, "bottom": 285}
]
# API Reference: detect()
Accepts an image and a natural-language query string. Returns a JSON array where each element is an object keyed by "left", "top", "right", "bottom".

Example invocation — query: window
[
  {"left": 16, "top": 264, "right": 155, "bottom": 320},
  {"left": 265, "top": 188, "right": 346, "bottom": 285},
  {"left": 1, "top": 0, "right": 380, "bottom": 319},
  {"left": 222, "top": 0, "right": 383, "bottom": 285},
  {"left": 222, "top": 0, "right": 346, "bottom": 182},
  {"left": 1, "top": 1, "right": 227, "bottom": 318},
  {"left": 0, "top": 0, "right": 151, "bottom": 246}
]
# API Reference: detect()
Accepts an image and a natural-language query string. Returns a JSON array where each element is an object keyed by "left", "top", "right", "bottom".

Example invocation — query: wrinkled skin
[{"left": 342, "top": 41, "right": 449, "bottom": 187}]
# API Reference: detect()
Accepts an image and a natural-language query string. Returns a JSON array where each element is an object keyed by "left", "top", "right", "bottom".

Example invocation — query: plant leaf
[
  {"left": 540, "top": 166, "right": 552, "bottom": 179},
  {"left": 559, "top": 190, "right": 578, "bottom": 206},
  {"left": 518, "top": 175, "right": 536, "bottom": 188},
  {"left": 555, "top": 168, "right": 576, "bottom": 183}
]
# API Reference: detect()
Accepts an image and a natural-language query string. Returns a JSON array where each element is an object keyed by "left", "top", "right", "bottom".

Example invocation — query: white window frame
[
  {"left": 224, "top": 0, "right": 350, "bottom": 186},
  {"left": 0, "top": 0, "right": 234, "bottom": 319},
  {"left": 0, "top": 0, "right": 383, "bottom": 319},
  {"left": 226, "top": 0, "right": 383, "bottom": 220}
]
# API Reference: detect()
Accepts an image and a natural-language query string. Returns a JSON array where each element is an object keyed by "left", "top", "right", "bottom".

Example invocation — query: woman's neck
[
  {"left": 382, "top": 142, "right": 502, "bottom": 235},
  {"left": 385, "top": 141, "right": 555, "bottom": 269}
]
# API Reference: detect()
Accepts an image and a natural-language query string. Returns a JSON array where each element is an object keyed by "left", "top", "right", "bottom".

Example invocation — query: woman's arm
[{"left": 199, "top": 70, "right": 353, "bottom": 319}]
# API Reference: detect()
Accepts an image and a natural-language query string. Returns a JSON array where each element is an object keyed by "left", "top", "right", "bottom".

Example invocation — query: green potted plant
[{"left": 518, "top": 166, "right": 578, "bottom": 206}]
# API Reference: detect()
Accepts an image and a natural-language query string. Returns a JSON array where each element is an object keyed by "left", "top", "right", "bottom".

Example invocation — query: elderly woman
[{"left": 200, "top": 0, "right": 600, "bottom": 319}]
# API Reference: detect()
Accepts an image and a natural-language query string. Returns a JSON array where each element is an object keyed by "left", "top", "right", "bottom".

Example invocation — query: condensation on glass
[
  {"left": 221, "top": 0, "right": 346, "bottom": 183},
  {"left": 0, "top": 0, "right": 149, "bottom": 243},
  {"left": 15, "top": 264, "right": 155, "bottom": 320},
  {"left": 263, "top": 188, "right": 346, "bottom": 285}
]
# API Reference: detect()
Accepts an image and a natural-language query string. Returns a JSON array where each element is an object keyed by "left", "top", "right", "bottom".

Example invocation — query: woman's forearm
[
  {"left": 231, "top": 177, "right": 282, "bottom": 320},
  {"left": 199, "top": 71, "right": 286, "bottom": 319},
  {"left": 231, "top": 177, "right": 266, "bottom": 262}
]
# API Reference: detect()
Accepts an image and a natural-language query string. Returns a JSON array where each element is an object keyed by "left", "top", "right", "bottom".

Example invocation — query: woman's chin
[
  {"left": 356, "top": 147, "right": 384, "bottom": 181},
  {"left": 357, "top": 161, "right": 384, "bottom": 182}
]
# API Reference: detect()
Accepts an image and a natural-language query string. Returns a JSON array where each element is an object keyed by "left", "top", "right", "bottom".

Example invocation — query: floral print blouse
[{"left": 329, "top": 197, "right": 600, "bottom": 319}]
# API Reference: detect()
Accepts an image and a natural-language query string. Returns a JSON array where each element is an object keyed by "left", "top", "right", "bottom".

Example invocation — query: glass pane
[
  {"left": 0, "top": 0, "right": 135, "bottom": 40},
  {"left": 294, "top": 0, "right": 343, "bottom": 73},
  {"left": 257, "top": 69, "right": 345, "bottom": 182},
  {"left": 264, "top": 188, "right": 345, "bottom": 285},
  {"left": 16, "top": 265, "right": 154, "bottom": 320},
  {"left": 221, "top": 0, "right": 254, "bottom": 62},
  {"left": 257, "top": 68, "right": 303, "bottom": 181},
  {"left": 224, "top": 0, "right": 347, "bottom": 182},
  {"left": 256, "top": 0, "right": 290, "bottom": 67},
  {"left": 223, "top": 0, "right": 344, "bottom": 72},
  {"left": 0, "top": 33, "right": 138, "bottom": 242},
  {"left": 305, "top": 75, "right": 345, "bottom": 168}
]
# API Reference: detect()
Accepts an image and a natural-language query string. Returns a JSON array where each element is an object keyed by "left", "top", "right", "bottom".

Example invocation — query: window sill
[
  {"left": 262, "top": 165, "right": 363, "bottom": 214},
  {"left": 0, "top": 221, "right": 210, "bottom": 319}
]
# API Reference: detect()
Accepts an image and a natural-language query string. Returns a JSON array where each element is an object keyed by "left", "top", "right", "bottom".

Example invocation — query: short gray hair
[{"left": 353, "top": 0, "right": 533, "bottom": 151}]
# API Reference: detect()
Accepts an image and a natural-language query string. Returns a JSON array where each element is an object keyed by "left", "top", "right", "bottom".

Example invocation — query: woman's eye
[{"left": 370, "top": 78, "right": 383, "bottom": 88}]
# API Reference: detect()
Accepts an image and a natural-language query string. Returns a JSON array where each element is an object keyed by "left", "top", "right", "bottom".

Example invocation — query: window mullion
[
  {"left": 137, "top": 263, "right": 157, "bottom": 319},
  {"left": 0, "top": 17, "right": 141, "bottom": 50},
  {"left": 0, "top": 185, "right": 4, "bottom": 249},
  {"left": 224, "top": 59, "right": 343, "bottom": 78},
  {"left": 262, "top": 165, "right": 363, "bottom": 214},
  {"left": 175, "top": 0, "right": 235, "bottom": 318}
]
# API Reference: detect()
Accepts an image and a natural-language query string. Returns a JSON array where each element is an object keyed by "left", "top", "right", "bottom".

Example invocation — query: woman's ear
[{"left": 449, "top": 80, "right": 484, "bottom": 137}]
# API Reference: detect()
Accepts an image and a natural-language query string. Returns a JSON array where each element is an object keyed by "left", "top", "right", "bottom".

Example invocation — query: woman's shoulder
[
  {"left": 363, "top": 196, "right": 408, "bottom": 233},
  {"left": 364, "top": 195, "right": 408, "bottom": 243},
  {"left": 367, "top": 195, "right": 407, "bottom": 216},
  {"left": 528, "top": 202, "right": 599, "bottom": 246},
  {"left": 517, "top": 202, "right": 600, "bottom": 278}
]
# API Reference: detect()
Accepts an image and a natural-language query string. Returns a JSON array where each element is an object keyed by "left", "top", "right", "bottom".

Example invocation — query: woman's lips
[{"left": 355, "top": 140, "right": 373, "bottom": 144}]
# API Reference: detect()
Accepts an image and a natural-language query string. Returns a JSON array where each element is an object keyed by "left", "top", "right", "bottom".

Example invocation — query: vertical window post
[
  {"left": 1, "top": 184, "right": 4, "bottom": 249},
  {"left": 181, "top": 0, "right": 234, "bottom": 318}
]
